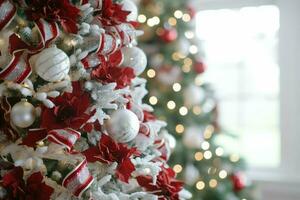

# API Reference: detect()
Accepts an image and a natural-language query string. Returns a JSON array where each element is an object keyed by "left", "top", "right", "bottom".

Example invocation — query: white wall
[{"left": 197, "top": 0, "right": 300, "bottom": 199}]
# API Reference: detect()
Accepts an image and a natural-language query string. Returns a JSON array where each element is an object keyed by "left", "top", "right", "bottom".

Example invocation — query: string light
[
  {"left": 230, "top": 154, "right": 240, "bottom": 162},
  {"left": 149, "top": 96, "right": 158, "bottom": 105},
  {"left": 184, "top": 57, "right": 193, "bottom": 66},
  {"left": 172, "top": 83, "right": 182, "bottom": 92},
  {"left": 179, "top": 106, "right": 188, "bottom": 116},
  {"left": 167, "top": 100, "right": 176, "bottom": 110},
  {"left": 173, "top": 164, "right": 183, "bottom": 173},
  {"left": 201, "top": 141, "right": 210, "bottom": 150},
  {"left": 194, "top": 74, "right": 203, "bottom": 86},
  {"left": 194, "top": 152, "right": 204, "bottom": 161},
  {"left": 192, "top": 106, "right": 202, "bottom": 115},
  {"left": 168, "top": 17, "right": 177, "bottom": 26},
  {"left": 209, "top": 179, "right": 218, "bottom": 188},
  {"left": 172, "top": 52, "right": 181, "bottom": 61},
  {"left": 215, "top": 147, "right": 224, "bottom": 156},
  {"left": 182, "top": 13, "right": 191, "bottom": 22},
  {"left": 147, "top": 69, "right": 156, "bottom": 78},
  {"left": 204, "top": 151, "right": 212, "bottom": 160},
  {"left": 196, "top": 181, "right": 205, "bottom": 190},
  {"left": 152, "top": 16, "right": 160, "bottom": 25},
  {"left": 138, "top": 14, "right": 147, "bottom": 23},
  {"left": 185, "top": 31, "right": 195, "bottom": 39},
  {"left": 174, "top": 10, "right": 183, "bottom": 19},
  {"left": 175, "top": 124, "right": 185, "bottom": 134},
  {"left": 219, "top": 170, "right": 228, "bottom": 179},
  {"left": 182, "top": 64, "right": 191, "bottom": 73},
  {"left": 147, "top": 17, "right": 160, "bottom": 27},
  {"left": 189, "top": 45, "right": 198, "bottom": 54}
]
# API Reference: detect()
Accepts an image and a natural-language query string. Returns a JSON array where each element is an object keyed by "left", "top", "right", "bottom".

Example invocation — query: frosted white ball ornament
[
  {"left": 122, "top": 0, "right": 138, "bottom": 21},
  {"left": 105, "top": 109, "right": 140, "bottom": 143},
  {"left": 11, "top": 99, "right": 36, "bottom": 128},
  {"left": 32, "top": 46, "right": 70, "bottom": 82},
  {"left": 121, "top": 46, "right": 147, "bottom": 75}
]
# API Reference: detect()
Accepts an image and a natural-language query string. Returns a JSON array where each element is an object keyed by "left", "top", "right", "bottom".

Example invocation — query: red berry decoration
[
  {"left": 231, "top": 172, "right": 246, "bottom": 192},
  {"left": 194, "top": 60, "right": 206, "bottom": 74},
  {"left": 159, "top": 28, "right": 178, "bottom": 43}
]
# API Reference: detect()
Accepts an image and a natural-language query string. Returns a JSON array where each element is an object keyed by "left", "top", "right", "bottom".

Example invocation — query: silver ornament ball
[
  {"left": 11, "top": 100, "right": 36, "bottom": 128},
  {"left": 32, "top": 46, "right": 70, "bottom": 82},
  {"left": 121, "top": 46, "right": 147, "bottom": 75},
  {"left": 106, "top": 109, "right": 140, "bottom": 143}
]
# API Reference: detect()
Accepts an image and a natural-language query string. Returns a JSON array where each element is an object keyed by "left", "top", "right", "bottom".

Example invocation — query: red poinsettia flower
[
  {"left": 41, "top": 82, "right": 92, "bottom": 130},
  {"left": 21, "top": 0, "right": 80, "bottom": 33},
  {"left": 95, "top": 0, "right": 130, "bottom": 26},
  {"left": 82, "top": 134, "right": 140, "bottom": 183},
  {"left": 2, "top": 167, "right": 53, "bottom": 200},
  {"left": 137, "top": 167, "right": 183, "bottom": 200},
  {"left": 91, "top": 62, "right": 135, "bottom": 89}
]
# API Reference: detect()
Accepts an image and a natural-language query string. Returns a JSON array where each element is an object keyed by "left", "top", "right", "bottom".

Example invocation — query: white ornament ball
[
  {"left": 106, "top": 109, "right": 140, "bottom": 143},
  {"left": 183, "top": 126, "right": 204, "bottom": 148},
  {"left": 183, "top": 84, "right": 205, "bottom": 107},
  {"left": 184, "top": 165, "right": 200, "bottom": 185},
  {"left": 11, "top": 100, "right": 36, "bottom": 128},
  {"left": 121, "top": 46, "right": 147, "bottom": 75},
  {"left": 32, "top": 46, "right": 70, "bottom": 82},
  {"left": 122, "top": 0, "right": 138, "bottom": 21}
]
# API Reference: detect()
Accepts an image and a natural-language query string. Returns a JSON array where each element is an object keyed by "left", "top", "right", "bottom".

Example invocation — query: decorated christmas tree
[
  {"left": 138, "top": 0, "right": 255, "bottom": 199},
  {"left": 0, "top": 0, "right": 191, "bottom": 199}
]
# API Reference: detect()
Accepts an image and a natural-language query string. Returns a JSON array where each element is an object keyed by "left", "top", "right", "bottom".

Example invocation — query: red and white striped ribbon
[
  {"left": 62, "top": 158, "right": 94, "bottom": 197},
  {"left": 2, "top": 19, "right": 59, "bottom": 83},
  {"left": 47, "top": 128, "right": 81, "bottom": 152},
  {"left": 0, "top": 51, "right": 31, "bottom": 83},
  {"left": 28, "top": 128, "right": 94, "bottom": 197},
  {"left": 35, "top": 19, "right": 60, "bottom": 48},
  {"left": 95, "top": 32, "right": 119, "bottom": 55},
  {"left": 0, "top": 0, "right": 16, "bottom": 31},
  {"left": 108, "top": 23, "right": 136, "bottom": 46}
]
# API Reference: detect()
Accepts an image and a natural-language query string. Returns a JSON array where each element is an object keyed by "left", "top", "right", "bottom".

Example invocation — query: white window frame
[{"left": 196, "top": 0, "right": 300, "bottom": 199}]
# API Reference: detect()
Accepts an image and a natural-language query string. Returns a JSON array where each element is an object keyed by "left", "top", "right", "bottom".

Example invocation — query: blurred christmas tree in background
[{"left": 138, "top": 0, "right": 256, "bottom": 199}]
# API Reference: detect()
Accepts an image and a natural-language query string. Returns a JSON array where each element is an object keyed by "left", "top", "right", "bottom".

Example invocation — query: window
[{"left": 196, "top": 5, "right": 280, "bottom": 168}]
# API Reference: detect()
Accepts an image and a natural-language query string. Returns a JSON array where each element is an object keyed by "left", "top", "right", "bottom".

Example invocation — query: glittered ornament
[
  {"left": 32, "top": 46, "right": 70, "bottom": 82},
  {"left": 121, "top": 46, "right": 147, "bottom": 75},
  {"left": 159, "top": 28, "right": 177, "bottom": 43},
  {"left": 105, "top": 109, "right": 140, "bottom": 143},
  {"left": 11, "top": 99, "right": 36, "bottom": 128},
  {"left": 122, "top": 0, "right": 138, "bottom": 21},
  {"left": 183, "top": 84, "right": 205, "bottom": 107},
  {"left": 183, "top": 126, "right": 203, "bottom": 148}
]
